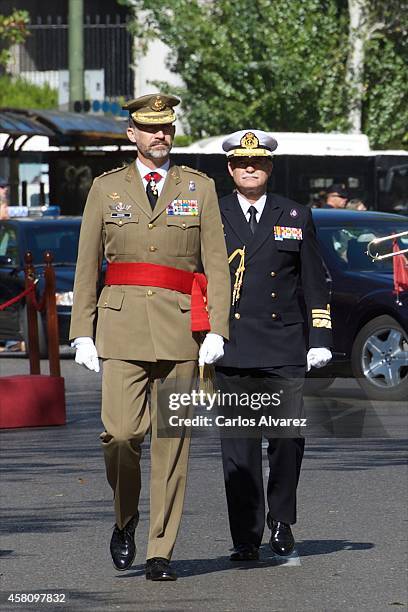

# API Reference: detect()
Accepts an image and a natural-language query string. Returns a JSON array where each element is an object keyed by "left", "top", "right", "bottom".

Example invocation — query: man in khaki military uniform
[{"left": 70, "top": 93, "right": 230, "bottom": 581}]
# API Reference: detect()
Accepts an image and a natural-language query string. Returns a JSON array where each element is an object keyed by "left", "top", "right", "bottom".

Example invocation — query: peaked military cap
[
  {"left": 222, "top": 129, "right": 278, "bottom": 157},
  {"left": 122, "top": 93, "right": 180, "bottom": 125}
]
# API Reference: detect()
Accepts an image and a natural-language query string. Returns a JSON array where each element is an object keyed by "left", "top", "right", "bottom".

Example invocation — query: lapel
[
  {"left": 245, "top": 194, "right": 284, "bottom": 263},
  {"left": 123, "top": 163, "right": 152, "bottom": 219},
  {"left": 150, "top": 164, "right": 182, "bottom": 222},
  {"left": 221, "top": 193, "right": 253, "bottom": 245}
]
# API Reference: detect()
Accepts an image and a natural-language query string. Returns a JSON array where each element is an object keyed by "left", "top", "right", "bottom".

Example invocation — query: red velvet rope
[{"left": 0, "top": 283, "right": 46, "bottom": 312}]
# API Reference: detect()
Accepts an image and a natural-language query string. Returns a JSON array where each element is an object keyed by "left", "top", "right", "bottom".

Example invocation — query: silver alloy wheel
[{"left": 362, "top": 327, "right": 408, "bottom": 388}]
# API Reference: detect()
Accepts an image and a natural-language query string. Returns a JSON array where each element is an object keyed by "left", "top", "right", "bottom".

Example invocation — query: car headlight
[{"left": 55, "top": 291, "right": 74, "bottom": 306}]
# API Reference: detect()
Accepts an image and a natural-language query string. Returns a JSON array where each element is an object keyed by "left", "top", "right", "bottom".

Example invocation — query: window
[
  {"left": 318, "top": 223, "right": 408, "bottom": 272},
  {"left": 25, "top": 225, "right": 80, "bottom": 264},
  {"left": 0, "top": 225, "right": 19, "bottom": 266}
]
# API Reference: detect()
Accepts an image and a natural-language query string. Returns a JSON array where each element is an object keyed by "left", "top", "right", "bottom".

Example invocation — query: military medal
[
  {"left": 109, "top": 201, "right": 132, "bottom": 217},
  {"left": 167, "top": 199, "right": 199, "bottom": 216},
  {"left": 274, "top": 226, "right": 303, "bottom": 240},
  {"left": 109, "top": 202, "right": 132, "bottom": 212},
  {"left": 149, "top": 176, "right": 158, "bottom": 197}
]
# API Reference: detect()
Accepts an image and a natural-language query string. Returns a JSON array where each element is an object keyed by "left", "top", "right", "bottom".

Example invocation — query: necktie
[
  {"left": 144, "top": 172, "right": 162, "bottom": 209},
  {"left": 248, "top": 206, "right": 258, "bottom": 234}
]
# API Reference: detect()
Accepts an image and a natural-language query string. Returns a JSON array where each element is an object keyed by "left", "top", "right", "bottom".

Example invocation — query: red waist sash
[{"left": 104, "top": 262, "right": 210, "bottom": 332}]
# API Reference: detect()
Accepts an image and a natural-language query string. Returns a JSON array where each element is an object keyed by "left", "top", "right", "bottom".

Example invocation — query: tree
[
  {"left": 0, "top": 10, "right": 57, "bottom": 110},
  {"left": 0, "top": 9, "right": 29, "bottom": 69},
  {"left": 121, "top": 0, "right": 407, "bottom": 148},
  {"left": 346, "top": 0, "right": 408, "bottom": 141}
]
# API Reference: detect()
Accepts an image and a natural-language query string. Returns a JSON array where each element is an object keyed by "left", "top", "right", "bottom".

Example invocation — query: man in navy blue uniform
[{"left": 216, "top": 130, "right": 333, "bottom": 561}]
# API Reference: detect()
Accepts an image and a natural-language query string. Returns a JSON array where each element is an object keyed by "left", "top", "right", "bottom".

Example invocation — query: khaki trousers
[{"left": 100, "top": 359, "right": 197, "bottom": 560}]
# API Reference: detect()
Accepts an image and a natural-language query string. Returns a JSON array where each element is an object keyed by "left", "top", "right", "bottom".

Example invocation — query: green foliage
[
  {"left": 363, "top": 35, "right": 408, "bottom": 148},
  {"left": 121, "top": 0, "right": 407, "bottom": 148},
  {"left": 0, "top": 76, "right": 58, "bottom": 109},
  {"left": 0, "top": 10, "right": 29, "bottom": 68},
  {"left": 173, "top": 134, "right": 194, "bottom": 147}
]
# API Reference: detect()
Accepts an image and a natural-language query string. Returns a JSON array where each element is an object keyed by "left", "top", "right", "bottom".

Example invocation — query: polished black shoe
[
  {"left": 268, "top": 518, "right": 295, "bottom": 556},
  {"left": 145, "top": 557, "right": 177, "bottom": 581},
  {"left": 230, "top": 544, "right": 259, "bottom": 561},
  {"left": 110, "top": 513, "right": 139, "bottom": 571}
]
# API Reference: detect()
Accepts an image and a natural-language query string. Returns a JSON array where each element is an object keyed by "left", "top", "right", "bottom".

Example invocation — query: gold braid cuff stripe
[{"left": 312, "top": 319, "right": 332, "bottom": 329}]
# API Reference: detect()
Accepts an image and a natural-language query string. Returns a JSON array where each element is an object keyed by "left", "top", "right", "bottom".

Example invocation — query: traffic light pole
[{"left": 68, "top": 0, "right": 84, "bottom": 112}]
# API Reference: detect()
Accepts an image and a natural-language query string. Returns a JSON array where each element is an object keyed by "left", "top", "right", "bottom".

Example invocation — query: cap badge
[
  {"left": 152, "top": 96, "right": 165, "bottom": 111},
  {"left": 240, "top": 132, "right": 259, "bottom": 150},
  {"left": 290, "top": 208, "right": 298, "bottom": 218},
  {"left": 189, "top": 180, "right": 196, "bottom": 192}
]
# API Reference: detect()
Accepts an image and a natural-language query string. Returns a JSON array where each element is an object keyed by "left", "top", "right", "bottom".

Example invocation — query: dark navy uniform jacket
[{"left": 217, "top": 192, "right": 333, "bottom": 368}]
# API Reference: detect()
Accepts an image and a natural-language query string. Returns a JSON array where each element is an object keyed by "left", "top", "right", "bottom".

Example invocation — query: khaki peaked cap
[{"left": 123, "top": 93, "right": 180, "bottom": 125}]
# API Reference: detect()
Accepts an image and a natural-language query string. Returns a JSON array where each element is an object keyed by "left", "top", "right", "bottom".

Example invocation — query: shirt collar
[
  {"left": 236, "top": 192, "right": 267, "bottom": 214},
  {"left": 136, "top": 157, "right": 170, "bottom": 180}
]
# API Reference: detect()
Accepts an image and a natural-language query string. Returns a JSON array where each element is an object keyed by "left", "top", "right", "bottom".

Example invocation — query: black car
[
  {"left": 310, "top": 209, "right": 408, "bottom": 400},
  {"left": 0, "top": 215, "right": 82, "bottom": 353}
]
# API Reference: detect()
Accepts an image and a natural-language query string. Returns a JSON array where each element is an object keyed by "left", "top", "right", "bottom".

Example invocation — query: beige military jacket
[{"left": 69, "top": 162, "right": 231, "bottom": 361}]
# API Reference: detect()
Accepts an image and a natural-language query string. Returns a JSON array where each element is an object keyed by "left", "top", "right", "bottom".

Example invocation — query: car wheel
[
  {"left": 351, "top": 315, "right": 408, "bottom": 401},
  {"left": 20, "top": 305, "right": 48, "bottom": 358},
  {"left": 304, "top": 377, "right": 335, "bottom": 395}
]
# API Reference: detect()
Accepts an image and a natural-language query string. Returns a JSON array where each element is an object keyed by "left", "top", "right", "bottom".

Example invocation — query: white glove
[
  {"left": 73, "top": 336, "right": 100, "bottom": 373},
  {"left": 307, "top": 347, "right": 332, "bottom": 372},
  {"left": 198, "top": 333, "right": 224, "bottom": 366}
]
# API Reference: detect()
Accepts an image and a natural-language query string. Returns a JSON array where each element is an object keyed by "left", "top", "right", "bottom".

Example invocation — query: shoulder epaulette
[
  {"left": 96, "top": 164, "right": 128, "bottom": 179},
  {"left": 180, "top": 165, "right": 211, "bottom": 180}
]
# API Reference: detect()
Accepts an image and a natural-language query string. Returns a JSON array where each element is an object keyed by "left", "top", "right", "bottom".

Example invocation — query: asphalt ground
[{"left": 0, "top": 357, "right": 407, "bottom": 612}]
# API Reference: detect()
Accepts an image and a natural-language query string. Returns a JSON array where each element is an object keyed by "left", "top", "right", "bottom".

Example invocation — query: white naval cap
[{"left": 222, "top": 129, "right": 278, "bottom": 157}]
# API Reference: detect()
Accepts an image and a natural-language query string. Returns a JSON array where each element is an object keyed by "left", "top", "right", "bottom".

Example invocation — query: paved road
[{"left": 0, "top": 358, "right": 406, "bottom": 611}]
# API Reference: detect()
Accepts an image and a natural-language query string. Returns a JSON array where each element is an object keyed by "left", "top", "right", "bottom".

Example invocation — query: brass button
[
  {"left": 147, "top": 290, "right": 154, "bottom": 296},
  {"left": 234, "top": 313, "right": 241, "bottom": 319},
  {"left": 271, "top": 292, "right": 277, "bottom": 298},
  {"left": 148, "top": 223, "right": 154, "bottom": 229},
  {"left": 270, "top": 271, "right": 276, "bottom": 277},
  {"left": 182, "top": 222, "right": 187, "bottom": 229},
  {"left": 118, "top": 219, "right": 123, "bottom": 226},
  {"left": 149, "top": 245, "right": 157, "bottom": 252},
  {"left": 271, "top": 313, "right": 278, "bottom": 319},
  {"left": 203, "top": 297, "right": 207, "bottom": 303},
  {"left": 104, "top": 301, "right": 108, "bottom": 306}
]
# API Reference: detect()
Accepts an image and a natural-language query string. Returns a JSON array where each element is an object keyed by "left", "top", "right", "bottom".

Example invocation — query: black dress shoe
[
  {"left": 145, "top": 557, "right": 177, "bottom": 581},
  {"left": 230, "top": 544, "right": 259, "bottom": 561},
  {"left": 110, "top": 513, "right": 139, "bottom": 571},
  {"left": 268, "top": 518, "right": 295, "bottom": 556}
]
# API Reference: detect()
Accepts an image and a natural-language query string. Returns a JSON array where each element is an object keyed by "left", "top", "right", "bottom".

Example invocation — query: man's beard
[{"left": 145, "top": 143, "right": 171, "bottom": 159}]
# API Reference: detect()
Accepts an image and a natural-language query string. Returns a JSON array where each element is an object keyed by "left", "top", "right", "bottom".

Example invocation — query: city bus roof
[{"left": 173, "top": 132, "right": 407, "bottom": 157}]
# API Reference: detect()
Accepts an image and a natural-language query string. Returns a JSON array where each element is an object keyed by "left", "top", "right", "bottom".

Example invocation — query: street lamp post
[{"left": 68, "top": 0, "right": 84, "bottom": 112}]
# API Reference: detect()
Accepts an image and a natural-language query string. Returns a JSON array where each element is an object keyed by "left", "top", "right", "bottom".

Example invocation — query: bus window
[{"left": 379, "top": 164, "right": 408, "bottom": 213}]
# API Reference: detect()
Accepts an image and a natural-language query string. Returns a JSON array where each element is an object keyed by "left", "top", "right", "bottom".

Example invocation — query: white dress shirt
[
  {"left": 136, "top": 158, "right": 170, "bottom": 197},
  {"left": 237, "top": 192, "right": 267, "bottom": 223}
]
